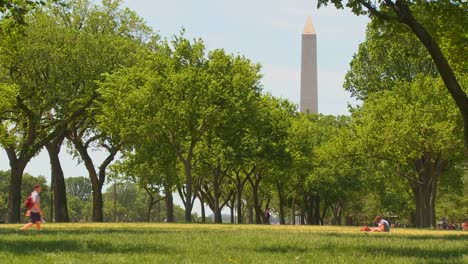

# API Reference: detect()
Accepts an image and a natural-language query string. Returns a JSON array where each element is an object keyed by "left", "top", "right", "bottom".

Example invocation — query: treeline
[
  {"left": 0, "top": 173, "right": 192, "bottom": 223},
  {"left": 0, "top": 1, "right": 466, "bottom": 227}
]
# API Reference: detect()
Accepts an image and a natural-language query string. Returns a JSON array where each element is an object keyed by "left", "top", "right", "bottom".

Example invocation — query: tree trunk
[
  {"left": 236, "top": 181, "right": 243, "bottom": 224},
  {"left": 277, "top": 184, "right": 285, "bottom": 225},
  {"left": 165, "top": 187, "right": 174, "bottom": 222},
  {"left": 156, "top": 200, "right": 161, "bottom": 222},
  {"left": 411, "top": 154, "right": 447, "bottom": 228},
  {"left": 252, "top": 182, "right": 261, "bottom": 224},
  {"left": 307, "top": 193, "right": 314, "bottom": 225},
  {"left": 230, "top": 204, "right": 235, "bottom": 224},
  {"left": 248, "top": 205, "right": 254, "bottom": 224},
  {"left": 50, "top": 176, "right": 54, "bottom": 222},
  {"left": 213, "top": 165, "right": 221, "bottom": 223},
  {"left": 66, "top": 133, "right": 101, "bottom": 221},
  {"left": 303, "top": 192, "right": 313, "bottom": 225},
  {"left": 91, "top": 183, "right": 103, "bottom": 222},
  {"left": 320, "top": 203, "right": 329, "bottom": 225},
  {"left": 215, "top": 208, "right": 222, "bottom": 223},
  {"left": 313, "top": 195, "right": 320, "bottom": 225},
  {"left": 147, "top": 195, "right": 154, "bottom": 222},
  {"left": 79, "top": 149, "right": 103, "bottom": 222},
  {"left": 333, "top": 201, "right": 343, "bottom": 226},
  {"left": 113, "top": 182, "right": 117, "bottom": 222},
  {"left": 183, "top": 159, "right": 193, "bottom": 222},
  {"left": 291, "top": 199, "right": 296, "bottom": 225},
  {"left": 248, "top": 172, "right": 263, "bottom": 224},
  {"left": 45, "top": 135, "right": 69, "bottom": 222},
  {"left": 6, "top": 157, "right": 26, "bottom": 223},
  {"left": 235, "top": 168, "right": 248, "bottom": 224},
  {"left": 199, "top": 195, "right": 205, "bottom": 223},
  {"left": 67, "top": 130, "right": 118, "bottom": 222}
]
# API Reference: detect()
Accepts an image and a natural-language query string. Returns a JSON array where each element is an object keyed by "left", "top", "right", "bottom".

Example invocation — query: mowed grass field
[{"left": 0, "top": 223, "right": 466, "bottom": 264}]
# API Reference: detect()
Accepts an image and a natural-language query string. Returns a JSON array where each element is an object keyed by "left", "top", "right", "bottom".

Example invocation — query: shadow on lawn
[
  {"left": 0, "top": 236, "right": 173, "bottom": 255},
  {"left": 361, "top": 244, "right": 466, "bottom": 260},
  {"left": 313, "top": 242, "right": 466, "bottom": 262},
  {"left": 255, "top": 233, "right": 466, "bottom": 261},
  {"left": 256, "top": 245, "right": 308, "bottom": 254},
  {"left": 317, "top": 232, "right": 467, "bottom": 241},
  {"left": 0, "top": 228, "right": 177, "bottom": 236}
]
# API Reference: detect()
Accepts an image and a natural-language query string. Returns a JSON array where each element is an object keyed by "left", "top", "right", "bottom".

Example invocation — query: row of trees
[
  {"left": 0, "top": 173, "right": 192, "bottom": 223},
  {"left": 2, "top": 168, "right": 466, "bottom": 225},
  {"left": 0, "top": 0, "right": 466, "bottom": 227}
]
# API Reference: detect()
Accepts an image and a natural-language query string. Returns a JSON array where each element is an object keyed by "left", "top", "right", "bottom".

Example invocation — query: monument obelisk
[{"left": 300, "top": 16, "right": 318, "bottom": 113}]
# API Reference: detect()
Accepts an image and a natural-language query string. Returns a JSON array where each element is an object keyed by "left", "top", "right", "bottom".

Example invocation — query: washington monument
[{"left": 300, "top": 16, "right": 318, "bottom": 113}]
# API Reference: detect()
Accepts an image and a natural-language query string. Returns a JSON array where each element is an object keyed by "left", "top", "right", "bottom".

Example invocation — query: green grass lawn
[{"left": 0, "top": 223, "right": 466, "bottom": 264}]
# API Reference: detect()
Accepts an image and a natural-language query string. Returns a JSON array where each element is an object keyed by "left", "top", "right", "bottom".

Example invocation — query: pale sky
[
  {"left": 123, "top": 0, "right": 368, "bottom": 114},
  {"left": 0, "top": 0, "right": 369, "bottom": 215}
]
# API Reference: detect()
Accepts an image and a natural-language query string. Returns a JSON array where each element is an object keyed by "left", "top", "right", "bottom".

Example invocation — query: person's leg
[
  {"left": 20, "top": 223, "right": 34, "bottom": 230},
  {"left": 25, "top": 212, "right": 41, "bottom": 231}
]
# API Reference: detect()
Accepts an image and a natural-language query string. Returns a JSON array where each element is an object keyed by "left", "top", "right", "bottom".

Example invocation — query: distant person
[
  {"left": 264, "top": 208, "right": 270, "bottom": 224},
  {"left": 463, "top": 220, "right": 468, "bottom": 231},
  {"left": 448, "top": 222, "right": 456, "bottom": 230},
  {"left": 371, "top": 216, "right": 390, "bottom": 232},
  {"left": 20, "top": 184, "right": 43, "bottom": 231},
  {"left": 442, "top": 217, "right": 448, "bottom": 230}
]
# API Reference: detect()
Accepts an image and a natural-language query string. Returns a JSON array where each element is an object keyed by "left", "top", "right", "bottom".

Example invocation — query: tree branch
[{"left": 359, "top": 0, "right": 400, "bottom": 21}]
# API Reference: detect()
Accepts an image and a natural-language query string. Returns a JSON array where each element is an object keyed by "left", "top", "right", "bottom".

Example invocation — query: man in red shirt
[{"left": 20, "top": 184, "right": 43, "bottom": 231}]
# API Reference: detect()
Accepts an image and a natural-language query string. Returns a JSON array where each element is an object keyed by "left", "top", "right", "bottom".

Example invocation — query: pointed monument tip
[{"left": 303, "top": 16, "right": 316, "bottom": 35}]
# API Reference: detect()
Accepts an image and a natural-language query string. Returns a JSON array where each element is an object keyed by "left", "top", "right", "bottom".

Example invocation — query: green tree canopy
[{"left": 352, "top": 76, "right": 464, "bottom": 227}]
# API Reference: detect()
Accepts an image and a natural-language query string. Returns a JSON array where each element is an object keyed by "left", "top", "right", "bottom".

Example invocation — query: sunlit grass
[{"left": 0, "top": 223, "right": 465, "bottom": 263}]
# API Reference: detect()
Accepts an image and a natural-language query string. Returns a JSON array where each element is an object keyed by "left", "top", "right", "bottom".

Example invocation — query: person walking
[{"left": 21, "top": 184, "right": 43, "bottom": 231}]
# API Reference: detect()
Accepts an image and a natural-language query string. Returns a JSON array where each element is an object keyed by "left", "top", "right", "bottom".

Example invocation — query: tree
[
  {"left": 100, "top": 35, "right": 206, "bottom": 222},
  {"left": 287, "top": 114, "right": 350, "bottom": 225},
  {"left": 99, "top": 35, "right": 262, "bottom": 222},
  {"left": 65, "top": 176, "right": 92, "bottom": 201},
  {"left": 312, "top": 117, "right": 366, "bottom": 225},
  {"left": 318, "top": 0, "right": 468, "bottom": 156},
  {"left": 109, "top": 150, "right": 176, "bottom": 223},
  {"left": 0, "top": 170, "right": 50, "bottom": 222},
  {"left": 0, "top": 3, "right": 93, "bottom": 222},
  {"left": 436, "top": 170, "right": 468, "bottom": 223},
  {"left": 0, "top": 0, "right": 47, "bottom": 24},
  {"left": 244, "top": 95, "right": 295, "bottom": 224},
  {"left": 66, "top": 176, "right": 92, "bottom": 222},
  {"left": 102, "top": 181, "right": 188, "bottom": 222},
  {"left": 59, "top": 0, "right": 154, "bottom": 222},
  {"left": 193, "top": 49, "right": 262, "bottom": 223},
  {"left": 352, "top": 76, "right": 464, "bottom": 227},
  {"left": 344, "top": 19, "right": 438, "bottom": 99}
]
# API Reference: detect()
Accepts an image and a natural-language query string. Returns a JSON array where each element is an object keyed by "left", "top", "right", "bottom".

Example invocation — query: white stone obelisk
[{"left": 300, "top": 16, "right": 318, "bottom": 113}]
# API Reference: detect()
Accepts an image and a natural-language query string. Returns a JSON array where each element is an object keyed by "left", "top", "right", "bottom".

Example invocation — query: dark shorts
[{"left": 30, "top": 212, "right": 41, "bottom": 223}]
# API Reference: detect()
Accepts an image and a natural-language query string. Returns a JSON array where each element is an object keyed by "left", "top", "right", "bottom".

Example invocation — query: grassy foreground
[{"left": 0, "top": 223, "right": 466, "bottom": 264}]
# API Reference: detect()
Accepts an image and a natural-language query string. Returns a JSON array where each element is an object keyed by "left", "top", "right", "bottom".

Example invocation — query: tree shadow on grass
[
  {"left": 316, "top": 232, "right": 467, "bottom": 241},
  {"left": 363, "top": 245, "right": 465, "bottom": 259},
  {"left": 390, "top": 234, "right": 467, "bottom": 241},
  {"left": 254, "top": 233, "right": 466, "bottom": 261},
  {"left": 0, "top": 228, "right": 178, "bottom": 236},
  {"left": 0, "top": 238, "right": 174, "bottom": 255},
  {"left": 314, "top": 242, "right": 466, "bottom": 262},
  {"left": 255, "top": 245, "right": 309, "bottom": 254}
]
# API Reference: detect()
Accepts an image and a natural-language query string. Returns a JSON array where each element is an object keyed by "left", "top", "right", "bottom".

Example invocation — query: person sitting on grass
[
  {"left": 371, "top": 216, "right": 390, "bottom": 232},
  {"left": 20, "top": 183, "right": 43, "bottom": 231}
]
